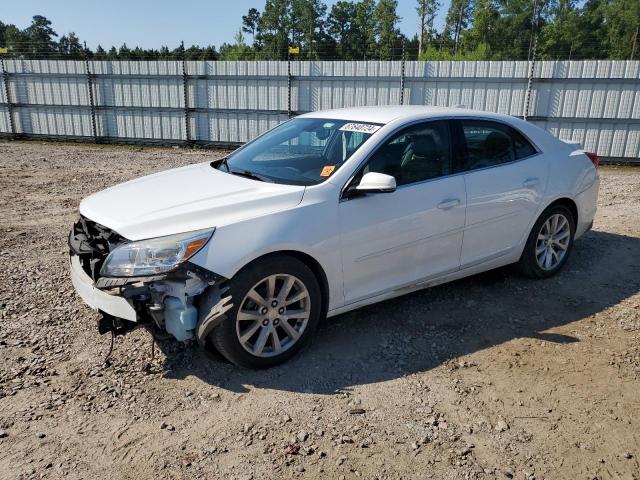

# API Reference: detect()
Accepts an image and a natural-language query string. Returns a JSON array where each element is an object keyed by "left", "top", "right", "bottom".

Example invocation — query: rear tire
[
  {"left": 207, "top": 254, "right": 322, "bottom": 369},
  {"left": 518, "top": 204, "right": 576, "bottom": 279}
]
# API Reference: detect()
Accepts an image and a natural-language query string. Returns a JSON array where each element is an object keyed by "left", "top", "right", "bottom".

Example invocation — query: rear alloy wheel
[
  {"left": 518, "top": 205, "right": 576, "bottom": 279},
  {"left": 535, "top": 213, "right": 571, "bottom": 271},
  {"left": 208, "top": 255, "right": 321, "bottom": 368}
]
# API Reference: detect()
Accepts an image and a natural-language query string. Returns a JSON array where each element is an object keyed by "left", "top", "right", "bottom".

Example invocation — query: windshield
[{"left": 218, "top": 118, "right": 381, "bottom": 186}]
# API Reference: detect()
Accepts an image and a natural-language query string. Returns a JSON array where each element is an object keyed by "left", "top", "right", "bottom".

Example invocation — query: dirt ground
[{"left": 0, "top": 141, "right": 638, "bottom": 480}]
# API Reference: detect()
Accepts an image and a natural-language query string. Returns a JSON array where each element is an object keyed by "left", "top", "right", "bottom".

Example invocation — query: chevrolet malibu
[{"left": 69, "top": 106, "right": 600, "bottom": 368}]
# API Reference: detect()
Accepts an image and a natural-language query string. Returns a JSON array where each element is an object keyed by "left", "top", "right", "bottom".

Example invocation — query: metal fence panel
[
  {"left": 0, "top": 106, "right": 9, "bottom": 132},
  {"left": 97, "top": 108, "right": 185, "bottom": 140},
  {"left": 0, "top": 59, "right": 638, "bottom": 160},
  {"left": 12, "top": 106, "right": 93, "bottom": 136}
]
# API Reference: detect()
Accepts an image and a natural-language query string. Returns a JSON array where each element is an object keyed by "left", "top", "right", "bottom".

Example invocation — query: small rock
[
  {"left": 348, "top": 408, "right": 366, "bottom": 415},
  {"left": 160, "top": 422, "right": 167, "bottom": 429},
  {"left": 495, "top": 420, "right": 509, "bottom": 432},
  {"left": 285, "top": 444, "right": 300, "bottom": 455},
  {"left": 36, "top": 432, "right": 46, "bottom": 439},
  {"left": 297, "top": 431, "right": 309, "bottom": 442},
  {"left": 295, "top": 465, "right": 305, "bottom": 473},
  {"left": 167, "top": 425, "right": 175, "bottom": 432},
  {"left": 336, "top": 455, "right": 347, "bottom": 466},
  {"left": 0, "top": 430, "right": 7, "bottom": 438},
  {"left": 623, "top": 452, "right": 633, "bottom": 459}
]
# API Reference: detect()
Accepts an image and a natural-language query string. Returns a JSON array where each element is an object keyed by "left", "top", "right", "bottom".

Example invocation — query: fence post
[
  {"left": 400, "top": 40, "right": 406, "bottom": 106},
  {"left": 523, "top": 36, "right": 537, "bottom": 121},
  {"left": 287, "top": 52, "right": 292, "bottom": 118},
  {"left": 85, "top": 58, "right": 98, "bottom": 142},
  {"left": 523, "top": 0, "right": 539, "bottom": 121},
  {"left": 1, "top": 57, "right": 16, "bottom": 139},
  {"left": 181, "top": 42, "right": 191, "bottom": 145}
]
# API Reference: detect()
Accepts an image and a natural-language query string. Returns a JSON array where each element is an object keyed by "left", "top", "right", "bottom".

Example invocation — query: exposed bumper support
[{"left": 70, "top": 255, "right": 138, "bottom": 322}]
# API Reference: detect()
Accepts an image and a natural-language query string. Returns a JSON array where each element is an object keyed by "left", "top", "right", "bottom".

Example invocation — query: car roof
[{"left": 297, "top": 105, "right": 513, "bottom": 125}]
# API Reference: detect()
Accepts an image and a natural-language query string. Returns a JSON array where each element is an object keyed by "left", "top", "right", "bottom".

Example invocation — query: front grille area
[{"left": 69, "top": 216, "right": 125, "bottom": 281}]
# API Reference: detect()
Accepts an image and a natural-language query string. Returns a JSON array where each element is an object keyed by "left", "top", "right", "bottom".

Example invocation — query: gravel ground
[{"left": 0, "top": 141, "right": 639, "bottom": 480}]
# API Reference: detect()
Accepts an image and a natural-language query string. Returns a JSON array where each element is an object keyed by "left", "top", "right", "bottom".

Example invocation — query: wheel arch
[
  {"left": 542, "top": 197, "right": 578, "bottom": 225},
  {"left": 517, "top": 196, "right": 579, "bottom": 261},
  {"left": 237, "top": 250, "right": 331, "bottom": 320}
]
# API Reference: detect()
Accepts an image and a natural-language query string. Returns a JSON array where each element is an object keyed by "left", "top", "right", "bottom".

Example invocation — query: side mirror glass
[{"left": 355, "top": 172, "right": 397, "bottom": 194}]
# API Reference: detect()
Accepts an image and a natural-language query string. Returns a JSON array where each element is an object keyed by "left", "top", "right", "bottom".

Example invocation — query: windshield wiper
[{"left": 228, "top": 169, "right": 274, "bottom": 183}]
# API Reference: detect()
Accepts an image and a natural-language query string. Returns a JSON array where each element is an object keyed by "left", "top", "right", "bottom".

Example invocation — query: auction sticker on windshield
[
  {"left": 339, "top": 123, "right": 381, "bottom": 134},
  {"left": 320, "top": 165, "right": 336, "bottom": 177}
]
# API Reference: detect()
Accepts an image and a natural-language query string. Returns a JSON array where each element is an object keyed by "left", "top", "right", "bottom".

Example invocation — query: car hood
[{"left": 79, "top": 162, "right": 306, "bottom": 240}]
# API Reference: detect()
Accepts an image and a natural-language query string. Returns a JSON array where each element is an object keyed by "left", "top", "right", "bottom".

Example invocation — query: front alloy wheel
[
  {"left": 206, "top": 255, "right": 322, "bottom": 368},
  {"left": 236, "top": 274, "right": 311, "bottom": 358}
]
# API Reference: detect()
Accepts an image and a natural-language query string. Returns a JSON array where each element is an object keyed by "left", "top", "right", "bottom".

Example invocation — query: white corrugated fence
[{"left": 0, "top": 59, "right": 638, "bottom": 160}]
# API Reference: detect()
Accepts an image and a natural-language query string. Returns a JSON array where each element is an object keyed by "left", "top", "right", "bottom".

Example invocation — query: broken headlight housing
[{"left": 100, "top": 228, "right": 214, "bottom": 277}]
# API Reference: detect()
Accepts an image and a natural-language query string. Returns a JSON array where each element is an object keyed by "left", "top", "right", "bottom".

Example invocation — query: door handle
[
  {"left": 437, "top": 199, "right": 461, "bottom": 210},
  {"left": 523, "top": 177, "right": 540, "bottom": 188}
]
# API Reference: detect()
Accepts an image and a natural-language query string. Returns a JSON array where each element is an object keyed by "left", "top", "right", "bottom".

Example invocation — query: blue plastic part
[{"left": 164, "top": 296, "right": 197, "bottom": 341}]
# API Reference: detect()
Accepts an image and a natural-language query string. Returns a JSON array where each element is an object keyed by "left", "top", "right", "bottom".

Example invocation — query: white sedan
[{"left": 69, "top": 106, "right": 600, "bottom": 368}]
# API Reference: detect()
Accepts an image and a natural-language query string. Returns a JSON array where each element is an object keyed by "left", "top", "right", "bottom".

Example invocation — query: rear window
[{"left": 459, "top": 120, "right": 537, "bottom": 171}]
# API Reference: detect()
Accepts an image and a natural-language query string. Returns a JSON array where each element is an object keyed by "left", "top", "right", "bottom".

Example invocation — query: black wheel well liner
[
  {"left": 546, "top": 197, "right": 578, "bottom": 224},
  {"left": 243, "top": 250, "right": 330, "bottom": 319}
]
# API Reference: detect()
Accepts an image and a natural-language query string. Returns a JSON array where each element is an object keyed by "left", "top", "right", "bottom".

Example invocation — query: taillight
[{"left": 585, "top": 151, "right": 599, "bottom": 168}]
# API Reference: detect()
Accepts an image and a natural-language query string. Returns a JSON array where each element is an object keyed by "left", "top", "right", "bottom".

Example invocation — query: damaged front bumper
[
  {"left": 68, "top": 217, "right": 226, "bottom": 343},
  {"left": 70, "top": 254, "right": 138, "bottom": 322}
]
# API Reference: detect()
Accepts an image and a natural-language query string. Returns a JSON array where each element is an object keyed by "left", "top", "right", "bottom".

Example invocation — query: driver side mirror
[{"left": 354, "top": 172, "right": 397, "bottom": 194}]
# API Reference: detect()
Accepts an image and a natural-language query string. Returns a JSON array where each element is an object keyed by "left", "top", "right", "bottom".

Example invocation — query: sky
[{"left": 2, "top": 0, "right": 450, "bottom": 51}]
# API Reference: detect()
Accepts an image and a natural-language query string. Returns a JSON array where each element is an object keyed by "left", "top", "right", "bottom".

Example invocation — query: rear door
[{"left": 454, "top": 119, "right": 547, "bottom": 266}]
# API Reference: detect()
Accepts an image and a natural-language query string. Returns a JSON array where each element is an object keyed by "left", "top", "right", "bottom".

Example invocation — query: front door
[{"left": 339, "top": 120, "right": 467, "bottom": 304}]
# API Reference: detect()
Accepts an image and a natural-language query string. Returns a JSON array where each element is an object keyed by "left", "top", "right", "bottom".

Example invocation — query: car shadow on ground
[{"left": 161, "top": 230, "right": 640, "bottom": 394}]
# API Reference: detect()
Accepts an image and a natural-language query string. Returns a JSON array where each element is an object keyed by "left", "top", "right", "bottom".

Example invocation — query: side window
[
  {"left": 364, "top": 121, "right": 451, "bottom": 186},
  {"left": 459, "top": 120, "right": 537, "bottom": 172}
]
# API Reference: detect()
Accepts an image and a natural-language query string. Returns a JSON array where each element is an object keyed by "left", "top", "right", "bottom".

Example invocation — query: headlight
[{"left": 100, "top": 228, "right": 214, "bottom": 277}]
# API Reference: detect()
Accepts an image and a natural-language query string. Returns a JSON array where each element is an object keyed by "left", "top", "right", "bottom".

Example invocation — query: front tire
[
  {"left": 207, "top": 255, "right": 322, "bottom": 369},
  {"left": 518, "top": 204, "right": 576, "bottom": 279}
]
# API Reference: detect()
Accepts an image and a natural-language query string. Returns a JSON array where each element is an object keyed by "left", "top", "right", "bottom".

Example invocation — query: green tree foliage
[
  {"left": 604, "top": 0, "right": 640, "bottom": 59},
  {"left": 24, "top": 15, "right": 58, "bottom": 56},
  {"left": 442, "top": 0, "right": 473, "bottom": 54},
  {"left": 58, "top": 32, "right": 83, "bottom": 59},
  {"left": 1, "top": 2, "right": 639, "bottom": 61},
  {"left": 220, "top": 30, "right": 255, "bottom": 60},
  {"left": 327, "top": 1, "right": 358, "bottom": 58},
  {"left": 374, "top": 0, "right": 402, "bottom": 59},
  {"left": 257, "top": 0, "right": 291, "bottom": 59},
  {"left": 242, "top": 8, "right": 261, "bottom": 45},
  {"left": 417, "top": 0, "right": 440, "bottom": 56},
  {"left": 461, "top": 0, "right": 499, "bottom": 54},
  {"left": 290, "top": 0, "right": 327, "bottom": 59}
]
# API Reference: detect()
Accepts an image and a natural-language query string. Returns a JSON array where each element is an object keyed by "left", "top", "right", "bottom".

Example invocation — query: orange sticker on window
[{"left": 320, "top": 165, "right": 336, "bottom": 177}]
